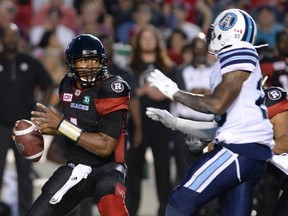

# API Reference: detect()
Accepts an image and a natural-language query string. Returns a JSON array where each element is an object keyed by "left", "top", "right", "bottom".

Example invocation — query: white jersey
[{"left": 210, "top": 42, "right": 274, "bottom": 148}]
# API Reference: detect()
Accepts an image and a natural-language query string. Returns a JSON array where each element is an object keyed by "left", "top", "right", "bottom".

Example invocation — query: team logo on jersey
[
  {"left": 111, "top": 81, "right": 124, "bottom": 93},
  {"left": 267, "top": 89, "right": 282, "bottom": 100},
  {"left": 219, "top": 12, "right": 237, "bottom": 31},
  {"left": 75, "top": 89, "right": 81, "bottom": 96},
  {"left": 83, "top": 96, "right": 90, "bottom": 105},
  {"left": 63, "top": 93, "right": 73, "bottom": 102}
]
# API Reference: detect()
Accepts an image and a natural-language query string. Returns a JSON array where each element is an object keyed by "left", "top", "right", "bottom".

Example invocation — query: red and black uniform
[
  {"left": 26, "top": 74, "right": 130, "bottom": 216},
  {"left": 253, "top": 87, "right": 288, "bottom": 216},
  {"left": 59, "top": 74, "right": 129, "bottom": 166},
  {"left": 265, "top": 87, "right": 288, "bottom": 216},
  {"left": 265, "top": 86, "right": 288, "bottom": 119}
]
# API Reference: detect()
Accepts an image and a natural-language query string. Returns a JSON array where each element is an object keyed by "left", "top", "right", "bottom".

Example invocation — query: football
[{"left": 14, "top": 119, "right": 44, "bottom": 162}]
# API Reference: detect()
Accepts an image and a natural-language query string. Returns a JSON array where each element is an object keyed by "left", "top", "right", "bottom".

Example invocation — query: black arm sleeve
[{"left": 97, "top": 110, "right": 125, "bottom": 139}]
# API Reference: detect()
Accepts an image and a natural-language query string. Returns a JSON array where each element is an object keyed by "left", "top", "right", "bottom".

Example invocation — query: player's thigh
[
  {"left": 219, "top": 178, "right": 259, "bottom": 216},
  {"left": 26, "top": 165, "right": 78, "bottom": 216},
  {"left": 167, "top": 147, "right": 266, "bottom": 215},
  {"left": 93, "top": 163, "right": 128, "bottom": 203}
]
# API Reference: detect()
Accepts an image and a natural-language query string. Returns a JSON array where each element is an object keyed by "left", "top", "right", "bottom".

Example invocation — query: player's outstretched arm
[
  {"left": 148, "top": 69, "right": 249, "bottom": 115},
  {"left": 146, "top": 107, "right": 217, "bottom": 139}
]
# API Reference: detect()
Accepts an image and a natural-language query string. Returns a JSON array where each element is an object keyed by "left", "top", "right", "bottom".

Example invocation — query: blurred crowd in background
[
  {"left": 0, "top": 0, "right": 288, "bottom": 216},
  {"left": 0, "top": 0, "right": 288, "bottom": 96}
]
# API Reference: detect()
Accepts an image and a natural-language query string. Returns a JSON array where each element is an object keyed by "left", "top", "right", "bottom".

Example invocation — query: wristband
[{"left": 57, "top": 119, "right": 83, "bottom": 142}]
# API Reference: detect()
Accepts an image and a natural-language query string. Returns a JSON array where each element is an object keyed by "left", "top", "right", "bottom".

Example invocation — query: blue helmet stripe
[{"left": 240, "top": 11, "right": 254, "bottom": 43}]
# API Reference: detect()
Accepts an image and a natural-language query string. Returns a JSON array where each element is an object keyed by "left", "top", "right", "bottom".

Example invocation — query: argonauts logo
[{"left": 219, "top": 12, "right": 237, "bottom": 31}]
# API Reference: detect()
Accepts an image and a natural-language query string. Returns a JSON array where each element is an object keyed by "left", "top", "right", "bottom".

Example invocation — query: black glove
[{"left": 184, "top": 134, "right": 212, "bottom": 156}]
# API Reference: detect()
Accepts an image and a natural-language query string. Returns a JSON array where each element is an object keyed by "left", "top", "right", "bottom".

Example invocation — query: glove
[
  {"left": 147, "top": 69, "right": 179, "bottom": 100},
  {"left": 184, "top": 134, "right": 212, "bottom": 156},
  {"left": 146, "top": 107, "right": 177, "bottom": 130}
]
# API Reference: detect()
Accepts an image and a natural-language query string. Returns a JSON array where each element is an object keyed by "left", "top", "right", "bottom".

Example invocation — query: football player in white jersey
[{"left": 147, "top": 8, "right": 274, "bottom": 216}]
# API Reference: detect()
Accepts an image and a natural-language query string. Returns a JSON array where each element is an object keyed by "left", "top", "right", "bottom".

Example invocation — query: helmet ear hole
[{"left": 217, "top": 35, "right": 221, "bottom": 41}]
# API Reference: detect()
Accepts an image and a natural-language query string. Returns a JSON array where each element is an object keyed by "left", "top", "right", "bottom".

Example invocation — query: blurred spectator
[
  {"left": 180, "top": 43, "right": 193, "bottom": 65},
  {"left": 260, "top": 30, "right": 288, "bottom": 91},
  {"left": 31, "top": 0, "right": 78, "bottom": 31},
  {"left": 0, "top": 1, "right": 29, "bottom": 50},
  {"left": 0, "top": 1, "right": 17, "bottom": 29},
  {"left": 32, "top": 29, "right": 66, "bottom": 107},
  {"left": 254, "top": 4, "right": 286, "bottom": 50},
  {"left": 14, "top": 0, "right": 33, "bottom": 38},
  {"left": 166, "top": 2, "right": 202, "bottom": 42},
  {"left": 99, "top": 33, "right": 143, "bottom": 151},
  {"left": 166, "top": 28, "right": 188, "bottom": 65},
  {"left": 34, "top": 29, "right": 66, "bottom": 85},
  {"left": 117, "top": 0, "right": 153, "bottom": 44},
  {"left": 248, "top": 0, "right": 287, "bottom": 22},
  {"left": 75, "top": 0, "right": 114, "bottom": 37},
  {"left": 170, "top": 35, "right": 214, "bottom": 181},
  {"left": 126, "top": 25, "right": 174, "bottom": 216},
  {"left": 29, "top": 6, "right": 75, "bottom": 50},
  {"left": 163, "top": 0, "right": 212, "bottom": 36},
  {"left": 0, "top": 23, "right": 53, "bottom": 216},
  {"left": 112, "top": 0, "right": 134, "bottom": 40}
]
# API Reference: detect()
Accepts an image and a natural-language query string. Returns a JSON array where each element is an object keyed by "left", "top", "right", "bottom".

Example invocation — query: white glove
[
  {"left": 146, "top": 107, "right": 177, "bottom": 130},
  {"left": 147, "top": 69, "right": 179, "bottom": 100}
]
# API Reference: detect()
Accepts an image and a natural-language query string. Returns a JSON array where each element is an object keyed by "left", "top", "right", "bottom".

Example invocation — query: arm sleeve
[
  {"left": 95, "top": 78, "right": 130, "bottom": 116},
  {"left": 97, "top": 110, "right": 125, "bottom": 139},
  {"left": 174, "top": 118, "right": 218, "bottom": 139}
]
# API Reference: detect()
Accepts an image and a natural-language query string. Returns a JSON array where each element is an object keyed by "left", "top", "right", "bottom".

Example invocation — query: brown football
[{"left": 14, "top": 119, "right": 44, "bottom": 162}]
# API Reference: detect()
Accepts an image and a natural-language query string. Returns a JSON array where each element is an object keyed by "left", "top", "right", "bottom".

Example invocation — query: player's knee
[{"left": 97, "top": 194, "right": 129, "bottom": 216}]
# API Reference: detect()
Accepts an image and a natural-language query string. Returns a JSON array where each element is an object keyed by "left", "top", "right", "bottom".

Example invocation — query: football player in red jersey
[
  {"left": 258, "top": 86, "right": 288, "bottom": 216},
  {"left": 27, "top": 34, "right": 130, "bottom": 216}
]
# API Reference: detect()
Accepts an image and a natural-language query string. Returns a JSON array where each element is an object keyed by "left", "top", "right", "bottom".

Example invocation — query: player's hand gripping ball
[{"left": 13, "top": 119, "right": 44, "bottom": 162}]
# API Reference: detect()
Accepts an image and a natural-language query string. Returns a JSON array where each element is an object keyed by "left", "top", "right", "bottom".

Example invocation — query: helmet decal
[
  {"left": 219, "top": 12, "right": 237, "bottom": 31},
  {"left": 82, "top": 50, "right": 98, "bottom": 55}
]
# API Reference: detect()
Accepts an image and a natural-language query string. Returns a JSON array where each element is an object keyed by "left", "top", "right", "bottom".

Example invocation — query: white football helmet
[{"left": 206, "top": 8, "right": 257, "bottom": 52}]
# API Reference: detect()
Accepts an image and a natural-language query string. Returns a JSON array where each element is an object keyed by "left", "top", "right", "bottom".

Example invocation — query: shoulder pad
[
  {"left": 99, "top": 75, "right": 130, "bottom": 98},
  {"left": 264, "top": 86, "right": 287, "bottom": 107}
]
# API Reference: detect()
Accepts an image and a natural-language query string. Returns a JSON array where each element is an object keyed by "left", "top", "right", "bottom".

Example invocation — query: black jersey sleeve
[
  {"left": 95, "top": 76, "right": 130, "bottom": 116},
  {"left": 97, "top": 110, "right": 125, "bottom": 139},
  {"left": 265, "top": 86, "right": 288, "bottom": 119}
]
